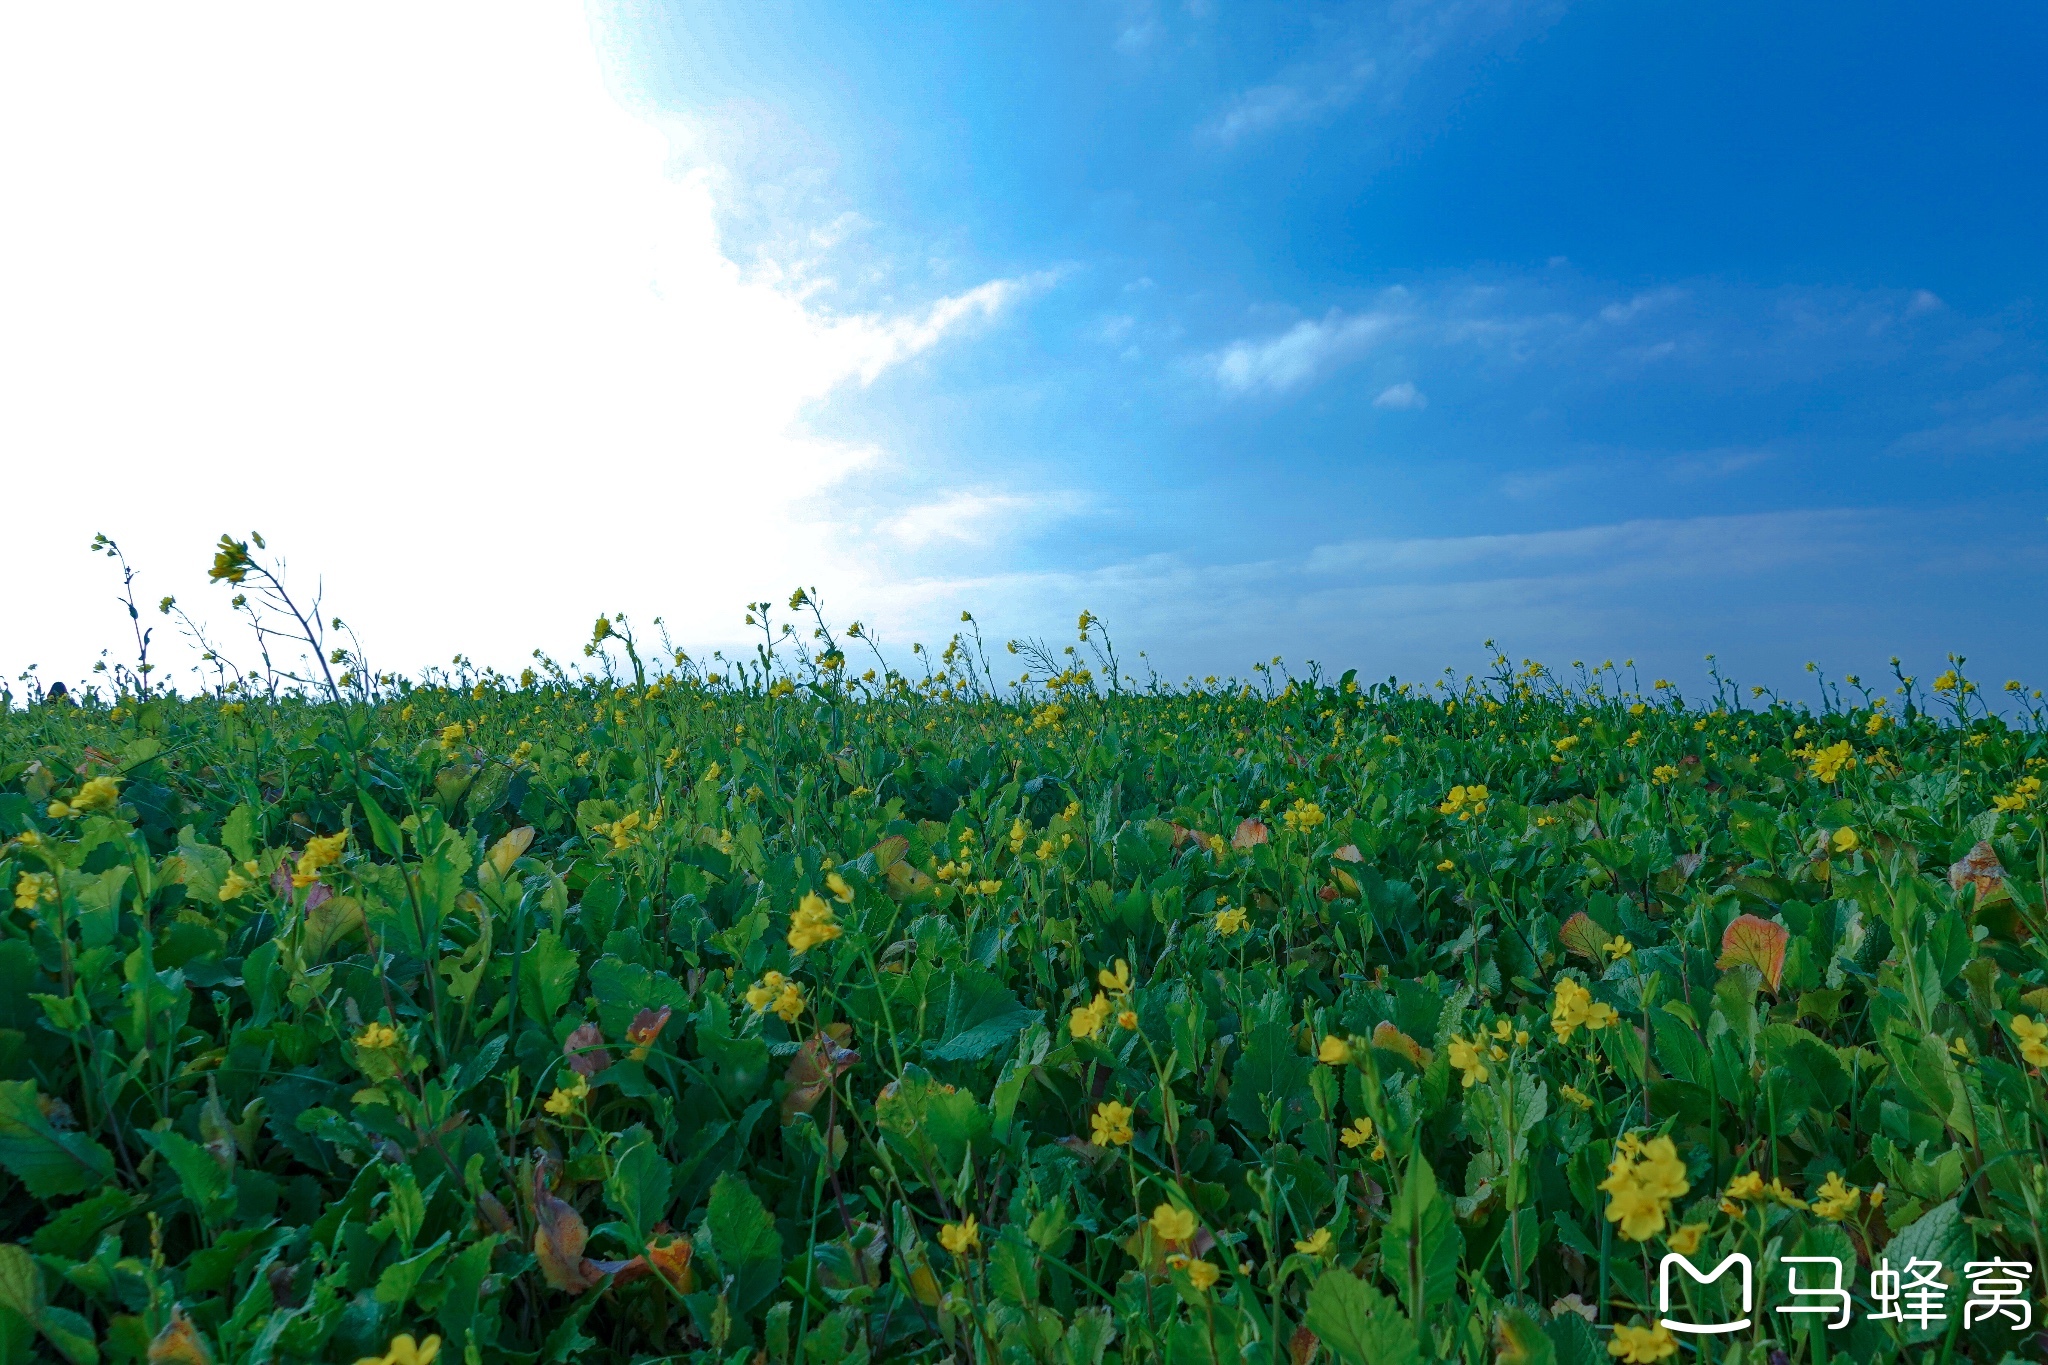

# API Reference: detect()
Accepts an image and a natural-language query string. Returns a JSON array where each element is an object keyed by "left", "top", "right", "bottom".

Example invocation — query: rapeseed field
[{"left": 3, "top": 542, "right": 2046, "bottom": 1364}]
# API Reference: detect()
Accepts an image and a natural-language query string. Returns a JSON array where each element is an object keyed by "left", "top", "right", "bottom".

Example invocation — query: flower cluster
[
  {"left": 293, "top": 832, "right": 348, "bottom": 888},
  {"left": 744, "top": 970, "right": 805, "bottom": 1023},
  {"left": 1550, "top": 978, "right": 1619, "bottom": 1042},
  {"left": 787, "top": 893, "right": 841, "bottom": 952},
  {"left": 1599, "top": 1134, "right": 1690, "bottom": 1241},
  {"left": 1437, "top": 783, "right": 1489, "bottom": 820}
]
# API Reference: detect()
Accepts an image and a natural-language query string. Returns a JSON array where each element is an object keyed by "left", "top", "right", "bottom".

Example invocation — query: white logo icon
[{"left": 1658, "top": 1252, "right": 1753, "bottom": 1335}]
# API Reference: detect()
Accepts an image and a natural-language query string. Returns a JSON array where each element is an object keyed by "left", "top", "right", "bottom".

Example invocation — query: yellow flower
[
  {"left": 1831, "top": 826, "right": 1859, "bottom": 852},
  {"left": 771, "top": 982, "right": 805, "bottom": 1023},
  {"left": 826, "top": 872, "right": 854, "bottom": 903},
  {"left": 1551, "top": 978, "right": 1619, "bottom": 1042},
  {"left": 355, "top": 1022, "right": 400, "bottom": 1051},
  {"left": 1606, "top": 1322, "right": 1676, "bottom": 1363},
  {"left": 1811, "top": 1171, "right": 1860, "bottom": 1221},
  {"left": 218, "top": 870, "right": 251, "bottom": 902},
  {"left": 544, "top": 1074, "right": 589, "bottom": 1117},
  {"left": 1437, "top": 784, "right": 1490, "bottom": 819},
  {"left": 1339, "top": 1117, "right": 1376, "bottom": 1149},
  {"left": 1723, "top": 1171, "right": 1766, "bottom": 1202},
  {"left": 1183, "top": 1258, "right": 1220, "bottom": 1291},
  {"left": 787, "top": 893, "right": 842, "bottom": 953},
  {"left": 1445, "top": 1035, "right": 1490, "bottom": 1088},
  {"left": 1151, "top": 1202, "right": 1198, "bottom": 1243},
  {"left": 1630, "top": 1138, "right": 1689, "bottom": 1202},
  {"left": 1808, "top": 740, "right": 1856, "bottom": 783},
  {"left": 1214, "top": 906, "right": 1249, "bottom": 937},
  {"left": 72, "top": 776, "right": 121, "bottom": 812},
  {"left": 45, "top": 800, "right": 76, "bottom": 819},
  {"left": 293, "top": 832, "right": 348, "bottom": 888},
  {"left": 1603, "top": 935, "right": 1634, "bottom": 960},
  {"left": 1090, "top": 1100, "right": 1134, "bottom": 1147},
  {"left": 1098, "top": 959, "right": 1133, "bottom": 996},
  {"left": 744, "top": 970, "right": 786, "bottom": 1013},
  {"left": 1600, "top": 1136, "right": 1689, "bottom": 1242},
  {"left": 2009, "top": 1014, "right": 2048, "bottom": 1068},
  {"left": 1665, "top": 1223, "right": 1706, "bottom": 1256},
  {"left": 1559, "top": 1085, "right": 1593, "bottom": 1110},
  {"left": 1650, "top": 764, "right": 1678, "bottom": 786},
  {"left": 939, "top": 1216, "right": 979, "bottom": 1255},
  {"left": 1069, "top": 992, "right": 1114, "bottom": 1040},
  {"left": 1282, "top": 799, "right": 1325, "bottom": 834},
  {"left": 1435, "top": 859, "right": 1455, "bottom": 872},
  {"left": 13, "top": 872, "right": 57, "bottom": 913},
  {"left": 1116, "top": 1009, "right": 1138, "bottom": 1031},
  {"left": 1293, "top": 1227, "right": 1332, "bottom": 1256},
  {"left": 1318, "top": 1035, "right": 1353, "bottom": 1065},
  {"left": 354, "top": 1333, "right": 442, "bottom": 1365}
]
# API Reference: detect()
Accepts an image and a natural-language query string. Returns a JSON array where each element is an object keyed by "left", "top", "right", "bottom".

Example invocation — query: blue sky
[
  {"left": 3, "top": 3, "right": 2044, "bottom": 696},
  {"left": 581, "top": 0, "right": 2048, "bottom": 689}
]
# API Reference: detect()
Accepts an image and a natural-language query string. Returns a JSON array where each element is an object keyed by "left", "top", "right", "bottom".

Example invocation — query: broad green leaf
[
  {"left": 520, "top": 929, "right": 581, "bottom": 1031},
  {"left": 1303, "top": 1267, "right": 1417, "bottom": 1365},
  {"left": 1383, "top": 1153, "right": 1460, "bottom": 1330},
  {"left": 606, "top": 1127, "right": 673, "bottom": 1245},
  {"left": 706, "top": 1172, "right": 783, "bottom": 1316},
  {"left": 924, "top": 968, "right": 1039, "bottom": 1062},
  {"left": 0, "top": 1082, "right": 115, "bottom": 1198}
]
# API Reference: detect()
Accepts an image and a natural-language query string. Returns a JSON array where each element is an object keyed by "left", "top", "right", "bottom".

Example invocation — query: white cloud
[
  {"left": 1200, "top": 61, "right": 1376, "bottom": 145},
  {"left": 877, "top": 492, "right": 1073, "bottom": 548},
  {"left": 1211, "top": 310, "right": 1401, "bottom": 394},
  {"left": 1373, "top": 381, "right": 1428, "bottom": 410},
  {"left": 0, "top": 3, "right": 1036, "bottom": 686}
]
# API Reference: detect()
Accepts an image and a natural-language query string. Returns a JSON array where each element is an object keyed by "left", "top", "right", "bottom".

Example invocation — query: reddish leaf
[
  {"left": 563, "top": 1022, "right": 611, "bottom": 1078},
  {"left": 627, "top": 1005, "right": 672, "bottom": 1061},
  {"left": 1232, "top": 818, "right": 1270, "bottom": 850},
  {"left": 1557, "top": 912, "right": 1609, "bottom": 966},
  {"left": 532, "top": 1168, "right": 605, "bottom": 1294},
  {"left": 782, "top": 1026, "right": 859, "bottom": 1124},
  {"left": 648, "top": 1235, "right": 695, "bottom": 1292},
  {"left": 1332, "top": 844, "right": 1363, "bottom": 863},
  {"left": 1949, "top": 841, "right": 2008, "bottom": 902},
  {"left": 1370, "top": 1021, "right": 1429, "bottom": 1066},
  {"left": 1717, "top": 914, "right": 1789, "bottom": 993}
]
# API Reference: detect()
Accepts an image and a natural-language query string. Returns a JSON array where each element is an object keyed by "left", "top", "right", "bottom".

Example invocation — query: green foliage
[{"left": 1, "top": 632, "right": 2046, "bottom": 1362}]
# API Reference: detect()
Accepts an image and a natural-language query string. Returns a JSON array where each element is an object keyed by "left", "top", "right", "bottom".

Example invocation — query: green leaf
[
  {"left": 606, "top": 1127, "right": 673, "bottom": 1245},
  {"left": 706, "top": 1172, "right": 783, "bottom": 1316},
  {"left": 0, "top": 1082, "right": 116, "bottom": 1198},
  {"left": 520, "top": 930, "right": 581, "bottom": 1032},
  {"left": 1884, "top": 1198, "right": 1972, "bottom": 1344},
  {"left": 220, "top": 803, "right": 259, "bottom": 862},
  {"left": 1541, "top": 1310, "right": 1602, "bottom": 1365},
  {"left": 1383, "top": 1153, "right": 1460, "bottom": 1331},
  {"left": 33, "top": 1306, "right": 96, "bottom": 1365},
  {"left": 1225, "top": 1013, "right": 1314, "bottom": 1139},
  {"left": 1493, "top": 1305, "right": 1555, "bottom": 1365},
  {"left": 373, "top": 1238, "right": 447, "bottom": 1307},
  {"left": 1303, "top": 1267, "right": 1417, "bottom": 1365},
  {"left": 141, "top": 1129, "right": 230, "bottom": 1222},
  {"left": 0, "top": 1245, "right": 38, "bottom": 1321},
  {"left": 924, "top": 968, "right": 1039, "bottom": 1062},
  {"left": 435, "top": 1234, "right": 501, "bottom": 1359},
  {"left": 588, "top": 957, "right": 690, "bottom": 1040}
]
